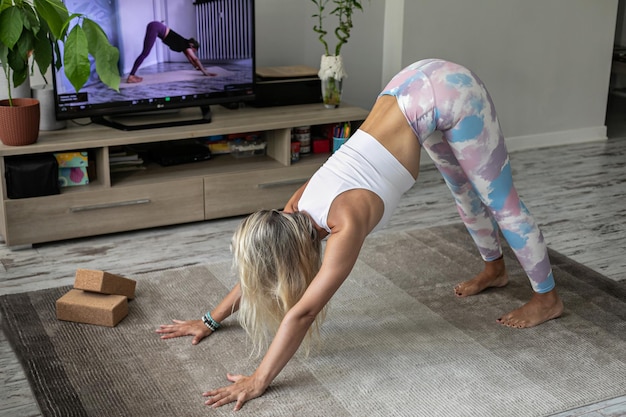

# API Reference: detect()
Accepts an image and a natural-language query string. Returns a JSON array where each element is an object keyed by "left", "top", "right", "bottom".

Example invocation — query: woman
[
  {"left": 157, "top": 59, "right": 564, "bottom": 411},
  {"left": 127, "top": 21, "right": 216, "bottom": 83}
]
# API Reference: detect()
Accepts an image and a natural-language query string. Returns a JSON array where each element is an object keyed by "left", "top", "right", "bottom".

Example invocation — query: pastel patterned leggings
[{"left": 382, "top": 59, "right": 555, "bottom": 293}]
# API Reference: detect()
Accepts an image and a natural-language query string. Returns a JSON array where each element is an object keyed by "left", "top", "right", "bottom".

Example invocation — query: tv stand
[
  {"left": 0, "top": 103, "right": 368, "bottom": 246},
  {"left": 90, "top": 105, "right": 213, "bottom": 131}
]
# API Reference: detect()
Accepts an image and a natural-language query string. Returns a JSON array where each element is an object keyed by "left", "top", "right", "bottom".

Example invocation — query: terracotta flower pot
[{"left": 0, "top": 98, "right": 41, "bottom": 146}]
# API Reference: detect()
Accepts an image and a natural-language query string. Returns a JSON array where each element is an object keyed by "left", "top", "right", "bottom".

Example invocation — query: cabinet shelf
[
  {"left": 57, "top": 179, "right": 106, "bottom": 194},
  {"left": 0, "top": 103, "right": 368, "bottom": 246},
  {"left": 110, "top": 154, "right": 317, "bottom": 187}
]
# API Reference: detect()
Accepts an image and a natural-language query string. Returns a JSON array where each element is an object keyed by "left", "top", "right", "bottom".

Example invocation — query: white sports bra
[{"left": 298, "top": 129, "right": 415, "bottom": 234}]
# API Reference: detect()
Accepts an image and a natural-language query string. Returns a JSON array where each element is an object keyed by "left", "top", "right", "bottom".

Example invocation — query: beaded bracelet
[{"left": 202, "top": 312, "right": 221, "bottom": 332}]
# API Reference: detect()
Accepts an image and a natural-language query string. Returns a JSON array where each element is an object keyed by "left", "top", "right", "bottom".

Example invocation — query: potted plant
[
  {"left": 0, "top": 0, "right": 120, "bottom": 146},
  {"left": 311, "top": 0, "right": 364, "bottom": 108}
]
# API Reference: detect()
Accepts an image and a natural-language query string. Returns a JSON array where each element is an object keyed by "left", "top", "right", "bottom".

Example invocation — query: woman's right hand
[{"left": 156, "top": 319, "right": 212, "bottom": 345}]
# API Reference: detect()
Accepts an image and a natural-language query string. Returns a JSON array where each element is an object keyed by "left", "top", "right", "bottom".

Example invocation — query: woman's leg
[
  {"left": 128, "top": 21, "right": 167, "bottom": 79},
  {"left": 422, "top": 134, "right": 502, "bottom": 262},
  {"left": 428, "top": 62, "right": 562, "bottom": 327},
  {"left": 436, "top": 72, "right": 554, "bottom": 294},
  {"left": 421, "top": 134, "right": 509, "bottom": 295}
]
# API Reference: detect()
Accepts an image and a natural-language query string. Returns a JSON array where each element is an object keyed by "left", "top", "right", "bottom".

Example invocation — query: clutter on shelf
[
  {"left": 54, "top": 151, "right": 90, "bottom": 187},
  {"left": 109, "top": 147, "right": 146, "bottom": 173},
  {"left": 200, "top": 131, "right": 267, "bottom": 158}
]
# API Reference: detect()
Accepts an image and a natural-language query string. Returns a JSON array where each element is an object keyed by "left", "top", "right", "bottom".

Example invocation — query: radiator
[{"left": 194, "top": 0, "right": 253, "bottom": 61}]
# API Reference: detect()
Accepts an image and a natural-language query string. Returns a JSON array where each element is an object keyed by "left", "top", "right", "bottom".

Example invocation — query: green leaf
[
  {"left": 0, "top": 7, "right": 25, "bottom": 49},
  {"left": 63, "top": 25, "right": 90, "bottom": 92},
  {"left": 53, "top": 40, "right": 62, "bottom": 71},
  {"left": 14, "top": 28, "right": 35, "bottom": 64},
  {"left": 83, "top": 18, "right": 120, "bottom": 91},
  {"left": 95, "top": 44, "right": 120, "bottom": 91},
  {"left": 32, "top": 20, "right": 52, "bottom": 81},
  {"left": 0, "top": 0, "right": 12, "bottom": 14},
  {"left": 81, "top": 18, "right": 107, "bottom": 56},
  {"left": 22, "top": 5, "right": 42, "bottom": 36},
  {"left": 11, "top": 65, "right": 27, "bottom": 87},
  {"left": 7, "top": 48, "right": 25, "bottom": 72},
  {"left": 7, "top": 48, "right": 27, "bottom": 88},
  {"left": 33, "top": 0, "right": 69, "bottom": 40}
]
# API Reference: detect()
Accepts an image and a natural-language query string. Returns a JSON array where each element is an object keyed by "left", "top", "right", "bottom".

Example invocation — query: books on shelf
[
  {"left": 109, "top": 163, "right": 147, "bottom": 173},
  {"left": 109, "top": 148, "right": 145, "bottom": 173},
  {"left": 110, "top": 151, "right": 141, "bottom": 162}
]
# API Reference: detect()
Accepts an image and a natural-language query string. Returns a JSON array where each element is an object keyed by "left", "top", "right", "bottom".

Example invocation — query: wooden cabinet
[{"left": 0, "top": 103, "right": 368, "bottom": 246}]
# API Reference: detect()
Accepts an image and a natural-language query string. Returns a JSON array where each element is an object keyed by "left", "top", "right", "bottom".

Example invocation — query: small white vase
[
  {"left": 318, "top": 55, "right": 346, "bottom": 108},
  {"left": 32, "top": 85, "right": 66, "bottom": 131}
]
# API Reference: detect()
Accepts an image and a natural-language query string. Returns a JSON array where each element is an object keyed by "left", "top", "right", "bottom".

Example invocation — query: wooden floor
[{"left": 1, "top": 103, "right": 625, "bottom": 415}]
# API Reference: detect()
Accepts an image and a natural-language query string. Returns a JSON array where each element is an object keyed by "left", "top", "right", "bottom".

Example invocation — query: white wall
[{"left": 256, "top": 0, "right": 618, "bottom": 150}]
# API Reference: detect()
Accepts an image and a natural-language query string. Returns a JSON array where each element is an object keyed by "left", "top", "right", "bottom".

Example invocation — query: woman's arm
[
  {"left": 211, "top": 282, "right": 243, "bottom": 323},
  {"left": 156, "top": 283, "right": 241, "bottom": 345},
  {"left": 283, "top": 181, "right": 309, "bottom": 213},
  {"left": 184, "top": 48, "right": 217, "bottom": 76},
  {"left": 203, "top": 190, "right": 382, "bottom": 410}
]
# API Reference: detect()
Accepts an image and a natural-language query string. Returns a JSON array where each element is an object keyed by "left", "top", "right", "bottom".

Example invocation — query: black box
[
  {"left": 250, "top": 77, "right": 322, "bottom": 107},
  {"left": 5, "top": 153, "right": 60, "bottom": 199}
]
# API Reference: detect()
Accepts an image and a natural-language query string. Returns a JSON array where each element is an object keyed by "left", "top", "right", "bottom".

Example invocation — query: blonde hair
[{"left": 232, "top": 209, "right": 324, "bottom": 356}]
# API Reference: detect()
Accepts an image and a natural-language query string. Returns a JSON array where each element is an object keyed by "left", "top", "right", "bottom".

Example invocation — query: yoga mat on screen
[
  {"left": 119, "top": 67, "right": 235, "bottom": 88},
  {"left": 1, "top": 224, "right": 625, "bottom": 417}
]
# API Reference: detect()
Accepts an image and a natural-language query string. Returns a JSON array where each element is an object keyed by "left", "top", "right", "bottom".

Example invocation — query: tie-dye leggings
[{"left": 381, "top": 59, "right": 555, "bottom": 293}]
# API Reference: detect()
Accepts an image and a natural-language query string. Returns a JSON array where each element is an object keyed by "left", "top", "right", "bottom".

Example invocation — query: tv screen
[{"left": 52, "top": 0, "right": 255, "bottom": 130}]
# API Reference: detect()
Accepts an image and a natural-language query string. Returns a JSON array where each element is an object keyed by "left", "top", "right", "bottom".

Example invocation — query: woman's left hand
[{"left": 203, "top": 373, "right": 267, "bottom": 411}]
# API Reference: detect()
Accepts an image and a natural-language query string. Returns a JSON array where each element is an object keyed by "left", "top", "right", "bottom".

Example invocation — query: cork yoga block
[
  {"left": 74, "top": 269, "right": 136, "bottom": 299},
  {"left": 56, "top": 289, "right": 128, "bottom": 327}
]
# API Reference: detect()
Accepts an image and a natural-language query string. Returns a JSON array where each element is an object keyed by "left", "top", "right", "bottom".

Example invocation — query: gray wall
[
  {"left": 26, "top": 0, "right": 618, "bottom": 149},
  {"left": 615, "top": 0, "right": 626, "bottom": 45},
  {"left": 256, "top": 0, "right": 619, "bottom": 150},
  {"left": 255, "top": 0, "right": 385, "bottom": 110}
]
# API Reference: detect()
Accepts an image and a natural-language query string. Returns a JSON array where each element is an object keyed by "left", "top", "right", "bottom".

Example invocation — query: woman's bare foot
[
  {"left": 454, "top": 256, "right": 508, "bottom": 297},
  {"left": 497, "top": 289, "right": 563, "bottom": 328},
  {"left": 126, "top": 75, "right": 143, "bottom": 83}
]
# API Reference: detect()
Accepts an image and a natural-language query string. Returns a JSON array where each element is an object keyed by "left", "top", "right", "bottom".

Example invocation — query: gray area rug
[{"left": 1, "top": 224, "right": 625, "bottom": 417}]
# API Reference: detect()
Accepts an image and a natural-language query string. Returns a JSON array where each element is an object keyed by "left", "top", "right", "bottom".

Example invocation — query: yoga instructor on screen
[
  {"left": 126, "top": 21, "right": 216, "bottom": 83},
  {"left": 156, "top": 59, "right": 564, "bottom": 411}
]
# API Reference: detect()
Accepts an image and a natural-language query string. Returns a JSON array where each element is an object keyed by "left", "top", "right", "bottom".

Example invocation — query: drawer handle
[
  {"left": 257, "top": 178, "right": 308, "bottom": 189},
  {"left": 70, "top": 199, "right": 151, "bottom": 212}
]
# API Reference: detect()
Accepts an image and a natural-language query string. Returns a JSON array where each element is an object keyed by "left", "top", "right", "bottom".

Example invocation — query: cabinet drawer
[
  {"left": 204, "top": 162, "right": 321, "bottom": 219},
  {"left": 4, "top": 179, "right": 204, "bottom": 246}
]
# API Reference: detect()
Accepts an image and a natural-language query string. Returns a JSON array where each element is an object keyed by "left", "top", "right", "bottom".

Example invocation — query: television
[{"left": 52, "top": 0, "right": 256, "bottom": 131}]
